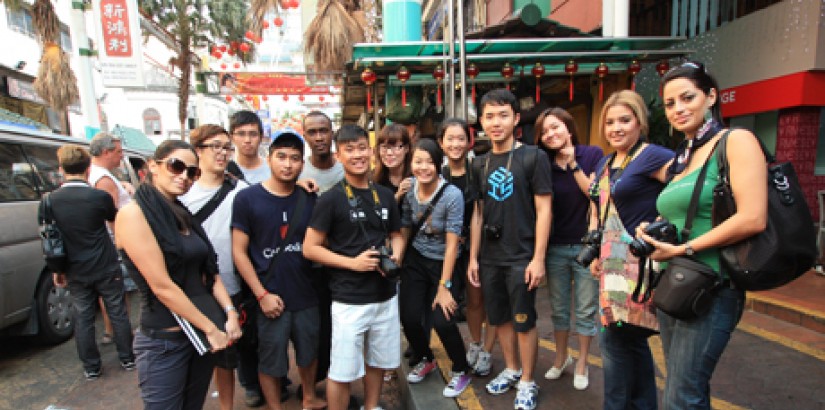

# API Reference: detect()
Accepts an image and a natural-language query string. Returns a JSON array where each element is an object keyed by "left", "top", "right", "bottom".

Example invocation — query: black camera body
[
  {"left": 376, "top": 245, "right": 401, "bottom": 279},
  {"left": 629, "top": 219, "right": 679, "bottom": 258},
  {"left": 484, "top": 224, "right": 502, "bottom": 240},
  {"left": 575, "top": 230, "right": 603, "bottom": 267}
]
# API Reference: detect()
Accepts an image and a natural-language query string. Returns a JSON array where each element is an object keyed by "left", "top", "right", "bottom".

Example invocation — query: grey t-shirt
[
  {"left": 401, "top": 178, "right": 464, "bottom": 260},
  {"left": 300, "top": 159, "right": 344, "bottom": 194},
  {"left": 239, "top": 162, "right": 271, "bottom": 184}
]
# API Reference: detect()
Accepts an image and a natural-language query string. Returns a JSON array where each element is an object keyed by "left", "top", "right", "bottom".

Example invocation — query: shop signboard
[{"left": 92, "top": 0, "right": 145, "bottom": 87}]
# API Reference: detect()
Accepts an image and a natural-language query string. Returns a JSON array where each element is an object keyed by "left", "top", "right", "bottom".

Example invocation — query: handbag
[
  {"left": 712, "top": 130, "right": 817, "bottom": 290},
  {"left": 38, "top": 193, "right": 68, "bottom": 272}
]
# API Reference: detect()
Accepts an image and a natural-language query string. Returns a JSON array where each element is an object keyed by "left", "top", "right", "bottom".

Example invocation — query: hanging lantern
[
  {"left": 283, "top": 95, "right": 289, "bottom": 102},
  {"left": 239, "top": 43, "right": 251, "bottom": 53},
  {"left": 245, "top": 95, "right": 253, "bottom": 102},
  {"left": 290, "top": 0, "right": 300, "bottom": 8},
  {"left": 656, "top": 60, "right": 670, "bottom": 95},
  {"left": 466, "top": 63, "right": 479, "bottom": 103},
  {"left": 262, "top": 95, "right": 268, "bottom": 101},
  {"left": 219, "top": 45, "right": 227, "bottom": 53},
  {"left": 225, "top": 95, "right": 232, "bottom": 102},
  {"left": 361, "top": 67, "right": 377, "bottom": 111},
  {"left": 274, "top": 16, "right": 284, "bottom": 27},
  {"left": 628, "top": 60, "right": 642, "bottom": 91},
  {"left": 501, "top": 63, "right": 514, "bottom": 91},
  {"left": 220, "top": 63, "right": 227, "bottom": 70},
  {"left": 595, "top": 63, "right": 609, "bottom": 102},
  {"left": 233, "top": 62, "right": 241, "bottom": 69},
  {"left": 211, "top": 50, "right": 222, "bottom": 59},
  {"left": 227, "top": 49, "right": 236, "bottom": 57},
  {"left": 397, "top": 66, "right": 411, "bottom": 106},
  {"left": 564, "top": 60, "right": 578, "bottom": 101},
  {"left": 319, "top": 95, "right": 325, "bottom": 102},
  {"left": 531, "top": 62, "right": 545, "bottom": 103},
  {"left": 262, "top": 20, "right": 270, "bottom": 29},
  {"left": 298, "top": 94, "right": 305, "bottom": 102},
  {"left": 433, "top": 65, "right": 445, "bottom": 108},
  {"left": 245, "top": 31, "right": 255, "bottom": 41}
]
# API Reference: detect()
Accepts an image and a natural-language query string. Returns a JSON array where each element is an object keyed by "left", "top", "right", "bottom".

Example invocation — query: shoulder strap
[
  {"left": 193, "top": 175, "right": 237, "bottom": 225},
  {"left": 259, "top": 189, "right": 308, "bottom": 287},
  {"left": 40, "top": 193, "right": 54, "bottom": 224},
  {"left": 524, "top": 145, "right": 538, "bottom": 181},
  {"left": 226, "top": 161, "right": 248, "bottom": 184},
  {"left": 682, "top": 135, "right": 725, "bottom": 241},
  {"left": 716, "top": 127, "right": 771, "bottom": 188},
  {"left": 406, "top": 183, "right": 449, "bottom": 247}
]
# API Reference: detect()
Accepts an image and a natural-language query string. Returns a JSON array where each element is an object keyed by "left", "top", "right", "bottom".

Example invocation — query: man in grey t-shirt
[
  {"left": 299, "top": 111, "right": 343, "bottom": 194},
  {"left": 229, "top": 110, "right": 271, "bottom": 184}
]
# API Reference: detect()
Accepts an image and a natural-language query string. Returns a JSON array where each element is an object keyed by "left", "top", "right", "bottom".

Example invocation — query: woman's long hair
[
  {"left": 373, "top": 123, "right": 412, "bottom": 186},
  {"left": 535, "top": 107, "right": 580, "bottom": 159}
]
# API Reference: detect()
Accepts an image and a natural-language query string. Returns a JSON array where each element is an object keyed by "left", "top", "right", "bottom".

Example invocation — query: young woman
[
  {"left": 591, "top": 90, "right": 673, "bottom": 410},
  {"left": 115, "top": 140, "right": 241, "bottom": 410},
  {"left": 437, "top": 118, "right": 496, "bottom": 377},
  {"left": 374, "top": 123, "right": 413, "bottom": 204},
  {"left": 400, "top": 139, "right": 473, "bottom": 398},
  {"left": 535, "top": 108, "right": 603, "bottom": 390},
  {"left": 641, "top": 62, "right": 766, "bottom": 410}
]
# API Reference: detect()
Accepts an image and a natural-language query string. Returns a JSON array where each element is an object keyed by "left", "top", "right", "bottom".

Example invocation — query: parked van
[{"left": 0, "top": 124, "right": 150, "bottom": 344}]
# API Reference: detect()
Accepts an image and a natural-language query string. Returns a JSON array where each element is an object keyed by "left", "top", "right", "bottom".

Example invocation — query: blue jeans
[
  {"left": 546, "top": 245, "right": 599, "bottom": 336},
  {"left": 599, "top": 327, "right": 658, "bottom": 410},
  {"left": 658, "top": 286, "right": 745, "bottom": 410}
]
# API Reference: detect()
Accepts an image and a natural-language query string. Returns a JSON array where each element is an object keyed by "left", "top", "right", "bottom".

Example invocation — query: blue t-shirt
[
  {"left": 548, "top": 145, "right": 604, "bottom": 245},
  {"left": 231, "top": 184, "right": 318, "bottom": 312},
  {"left": 595, "top": 144, "right": 674, "bottom": 233}
]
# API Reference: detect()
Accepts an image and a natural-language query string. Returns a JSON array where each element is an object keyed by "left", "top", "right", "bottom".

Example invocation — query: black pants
[
  {"left": 400, "top": 248, "right": 470, "bottom": 373},
  {"left": 310, "top": 266, "right": 332, "bottom": 383}
]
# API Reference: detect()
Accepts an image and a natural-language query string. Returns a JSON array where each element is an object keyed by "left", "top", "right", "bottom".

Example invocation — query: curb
[
  {"left": 397, "top": 342, "right": 460, "bottom": 410},
  {"left": 746, "top": 293, "right": 825, "bottom": 334}
]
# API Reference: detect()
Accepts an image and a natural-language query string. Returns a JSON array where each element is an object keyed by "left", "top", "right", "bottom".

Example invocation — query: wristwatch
[
  {"left": 224, "top": 305, "right": 237, "bottom": 314},
  {"left": 684, "top": 242, "right": 695, "bottom": 256},
  {"left": 568, "top": 162, "right": 581, "bottom": 172},
  {"left": 439, "top": 279, "right": 452, "bottom": 289}
]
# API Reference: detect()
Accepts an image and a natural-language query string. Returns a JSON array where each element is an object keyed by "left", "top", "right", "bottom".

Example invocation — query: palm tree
[{"left": 138, "top": 0, "right": 250, "bottom": 138}]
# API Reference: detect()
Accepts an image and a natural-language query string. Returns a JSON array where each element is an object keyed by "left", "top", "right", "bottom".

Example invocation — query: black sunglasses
[{"left": 165, "top": 158, "right": 201, "bottom": 180}]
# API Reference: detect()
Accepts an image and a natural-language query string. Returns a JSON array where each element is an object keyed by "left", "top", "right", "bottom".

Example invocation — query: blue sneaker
[
  {"left": 514, "top": 381, "right": 539, "bottom": 410},
  {"left": 485, "top": 368, "right": 522, "bottom": 395}
]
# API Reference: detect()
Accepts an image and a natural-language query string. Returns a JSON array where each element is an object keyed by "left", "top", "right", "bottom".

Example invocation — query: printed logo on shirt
[
  {"left": 262, "top": 242, "right": 302, "bottom": 258},
  {"left": 487, "top": 166, "right": 514, "bottom": 202},
  {"left": 349, "top": 209, "right": 367, "bottom": 223}
]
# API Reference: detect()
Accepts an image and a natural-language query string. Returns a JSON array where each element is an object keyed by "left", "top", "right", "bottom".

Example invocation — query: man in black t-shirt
[
  {"left": 304, "top": 125, "right": 404, "bottom": 410},
  {"left": 468, "top": 89, "right": 553, "bottom": 410},
  {"left": 47, "top": 145, "right": 135, "bottom": 380}
]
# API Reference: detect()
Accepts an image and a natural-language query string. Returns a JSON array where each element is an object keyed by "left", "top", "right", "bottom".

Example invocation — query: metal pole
[
  {"left": 70, "top": 1, "right": 101, "bottom": 133},
  {"left": 456, "top": 0, "right": 467, "bottom": 120},
  {"left": 447, "top": 0, "right": 456, "bottom": 118}
]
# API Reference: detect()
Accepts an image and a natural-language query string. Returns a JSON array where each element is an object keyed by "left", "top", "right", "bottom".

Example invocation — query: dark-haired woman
[
  {"left": 400, "top": 139, "right": 473, "bottom": 398},
  {"left": 535, "top": 108, "right": 603, "bottom": 390},
  {"left": 374, "top": 123, "right": 413, "bottom": 204},
  {"left": 640, "top": 62, "right": 766, "bottom": 410},
  {"left": 116, "top": 140, "right": 240, "bottom": 410}
]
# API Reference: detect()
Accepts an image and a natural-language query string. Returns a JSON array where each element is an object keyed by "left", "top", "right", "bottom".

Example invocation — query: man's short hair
[
  {"left": 190, "top": 124, "right": 229, "bottom": 148},
  {"left": 229, "top": 110, "right": 263, "bottom": 135},
  {"left": 269, "top": 130, "right": 305, "bottom": 156},
  {"left": 89, "top": 132, "right": 121, "bottom": 157},
  {"left": 302, "top": 110, "right": 332, "bottom": 129},
  {"left": 334, "top": 124, "right": 369, "bottom": 145},
  {"left": 479, "top": 88, "right": 520, "bottom": 116},
  {"left": 57, "top": 144, "right": 91, "bottom": 174}
]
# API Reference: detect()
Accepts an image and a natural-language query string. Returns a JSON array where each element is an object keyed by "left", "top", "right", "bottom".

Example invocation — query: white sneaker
[
  {"left": 544, "top": 355, "right": 573, "bottom": 380},
  {"left": 514, "top": 381, "right": 539, "bottom": 410},
  {"left": 473, "top": 350, "right": 492, "bottom": 376},
  {"left": 466, "top": 342, "right": 483, "bottom": 367},
  {"left": 486, "top": 368, "right": 522, "bottom": 395}
]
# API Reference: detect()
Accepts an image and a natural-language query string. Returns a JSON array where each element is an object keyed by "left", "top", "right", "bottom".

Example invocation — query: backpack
[
  {"left": 38, "top": 193, "right": 68, "bottom": 272},
  {"left": 712, "top": 130, "right": 817, "bottom": 290}
]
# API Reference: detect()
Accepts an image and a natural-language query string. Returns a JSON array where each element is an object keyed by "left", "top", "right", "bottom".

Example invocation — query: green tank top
[{"left": 656, "top": 154, "right": 721, "bottom": 274}]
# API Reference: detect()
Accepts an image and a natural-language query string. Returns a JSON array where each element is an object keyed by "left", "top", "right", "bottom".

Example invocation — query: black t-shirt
[
  {"left": 472, "top": 145, "right": 554, "bottom": 265},
  {"left": 444, "top": 162, "right": 478, "bottom": 236},
  {"left": 47, "top": 181, "right": 119, "bottom": 279},
  {"left": 309, "top": 182, "right": 402, "bottom": 304}
]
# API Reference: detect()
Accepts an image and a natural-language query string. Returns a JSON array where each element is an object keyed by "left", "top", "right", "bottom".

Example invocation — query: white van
[{"left": 0, "top": 124, "right": 150, "bottom": 344}]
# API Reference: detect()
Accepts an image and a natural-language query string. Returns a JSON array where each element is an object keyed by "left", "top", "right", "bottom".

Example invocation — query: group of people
[{"left": 46, "top": 61, "right": 767, "bottom": 410}]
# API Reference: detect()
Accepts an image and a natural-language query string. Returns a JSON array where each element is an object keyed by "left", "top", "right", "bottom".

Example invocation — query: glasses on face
[
  {"left": 197, "top": 142, "right": 235, "bottom": 153},
  {"left": 165, "top": 158, "right": 201, "bottom": 180},
  {"left": 305, "top": 127, "right": 331, "bottom": 137},
  {"left": 233, "top": 131, "right": 261, "bottom": 139},
  {"left": 379, "top": 144, "right": 406, "bottom": 154}
]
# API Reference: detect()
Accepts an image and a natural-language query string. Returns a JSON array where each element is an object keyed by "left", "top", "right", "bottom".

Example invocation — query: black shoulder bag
[
  {"left": 405, "top": 183, "right": 449, "bottom": 254},
  {"left": 193, "top": 174, "right": 238, "bottom": 225},
  {"left": 39, "top": 193, "right": 68, "bottom": 272}
]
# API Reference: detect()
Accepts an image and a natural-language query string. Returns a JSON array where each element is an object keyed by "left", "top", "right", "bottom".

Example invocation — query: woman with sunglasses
[
  {"left": 639, "top": 62, "right": 766, "bottom": 410},
  {"left": 115, "top": 140, "right": 239, "bottom": 410},
  {"left": 535, "top": 108, "right": 603, "bottom": 390},
  {"left": 591, "top": 90, "right": 673, "bottom": 410},
  {"left": 374, "top": 123, "right": 413, "bottom": 204}
]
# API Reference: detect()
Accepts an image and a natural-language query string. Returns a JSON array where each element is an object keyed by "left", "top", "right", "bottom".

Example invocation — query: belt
[{"left": 140, "top": 327, "right": 187, "bottom": 341}]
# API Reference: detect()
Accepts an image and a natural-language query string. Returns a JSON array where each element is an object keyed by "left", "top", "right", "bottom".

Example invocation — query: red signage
[
  {"left": 219, "top": 73, "right": 330, "bottom": 95},
  {"left": 720, "top": 72, "right": 825, "bottom": 118},
  {"left": 100, "top": 0, "right": 133, "bottom": 57}
]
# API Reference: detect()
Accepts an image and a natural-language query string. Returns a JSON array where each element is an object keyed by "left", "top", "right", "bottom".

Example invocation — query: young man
[
  {"left": 232, "top": 131, "right": 325, "bottom": 410},
  {"left": 467, "top": 89, "right": 553, "bottom": 410},
  {"left": 229, "top": 110, "right": 271, "bottom": 184},
  {"left": 48, "top": 144, "right": 135, "bottom": 380},
  {"left": 303, "top": 125, "right": 404, "bottom": 410},
  {"left": 179, "top": 124, "right": 248, "bottom": 410},
  {"left": 299, "top": 111, "right": 344, "bottom": 194}
]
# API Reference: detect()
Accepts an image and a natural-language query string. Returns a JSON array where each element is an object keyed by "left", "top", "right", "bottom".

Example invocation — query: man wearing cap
[{"left": 232, "top": 131, "right": 325, "bottom": 410}]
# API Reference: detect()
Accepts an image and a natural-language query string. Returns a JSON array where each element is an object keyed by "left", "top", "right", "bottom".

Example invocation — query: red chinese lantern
[
  {"left": 262, "top": 95, "right": 268, "bottom": 101},
  {"left": 319, "top": 96, "right": 325, "bottom": 102},
  {"left": 245, "top": 31, "right": 255, "bottom": 41},
  {"left": 500, "top": 63, "right": 514, "bottom": 91},
  {"left": 233, "top": 62, "right": 241, "bottom": 69},
  {"left": 225, "top": 95, "right": 232, "bottom": 102},
  {"left": 211, "top": 50, "right": 222, "bottom": 59},
  {"left": 283, "top": 95, "right": 289, "bottom": 102},
  {"left": 595, "top": 63, "right": 609, "bottom": 102},
  {"left": 433, "top": 65, "right": 445, "bottom": 108},
  {"left": 361, "top": 67, "right": 377, "bottom": 111},
  {"left": 628, "top": 60, "right": 642, "bottom": 91},
  {"left": 239, "top": 43, "right": 251, "bottom": 53},
  {"left": 397, "top": 66, "right": 411, "bottom": 106},
  {"left": 274, "top": 16, "right": 284, "bottom": 27},
  {"left": 298, "top": 95, "right": 305, "bottom": 102},
  {"left": 219, "top": 45, "right": 227, "bottom": 53},
  {"left": 656, "top": 60, "right": 670, "bottom": 77},
  {"left": 466, "top": 63, "right": 479, "bottom": 103},
  {"left": 220, "top": 63, "right": 227, "bottom": 70},
  {"left": 245, "top": 95, "right": 253, "bottom": 101},
  {"left": 531, "top": 63, "right": 545, "bottom": 103},
  {"left": 227, "top": 49, "right": 235, "bottom": 57},
  {"left": 564, "top": 60, "right": 578, "bottom": 101},
  {"left": 288, "top": 0, "right": 300, "bottom": 8},
  {"left": 262, "top": 20, "right": 270, "bottom": 29}
]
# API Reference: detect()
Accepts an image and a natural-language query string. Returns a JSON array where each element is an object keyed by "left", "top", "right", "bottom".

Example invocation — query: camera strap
[
  {"left": 341, "top": 180, "right": 390, "bottom": 247},
  {"left": 406, "top": 181, "right": 448, "bottom": 252}
]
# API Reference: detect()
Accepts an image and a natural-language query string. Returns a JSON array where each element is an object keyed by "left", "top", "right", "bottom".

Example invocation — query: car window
[
  {"left": 0, "top": 142, "right": 40, "bottom": 202},
  {"left": 22, "top": 144, "right": 62, "bottom": 193}
]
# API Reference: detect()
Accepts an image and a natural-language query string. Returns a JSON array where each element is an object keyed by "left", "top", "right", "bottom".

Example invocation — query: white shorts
[{"left": 328, "top": 295, "right": 401, "bottom": 383}]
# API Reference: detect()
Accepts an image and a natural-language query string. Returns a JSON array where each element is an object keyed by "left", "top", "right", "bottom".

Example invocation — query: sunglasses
[{"left": 165, "top": 158, "right": 201, "bottom": 180}]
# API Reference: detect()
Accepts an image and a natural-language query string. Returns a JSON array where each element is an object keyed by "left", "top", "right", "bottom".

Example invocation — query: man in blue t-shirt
[{"left": 232, "top": 131, "right": 325, "bottom": 410}]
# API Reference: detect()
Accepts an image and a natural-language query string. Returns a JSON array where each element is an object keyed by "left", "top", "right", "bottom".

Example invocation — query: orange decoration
[{"left": 361, "top": 67, "right": 377, "bottom": 111}]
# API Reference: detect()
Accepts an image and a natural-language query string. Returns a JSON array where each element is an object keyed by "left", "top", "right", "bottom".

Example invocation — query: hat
[{"left": 269, "top": 129, "right": 305, "bottom": 154}]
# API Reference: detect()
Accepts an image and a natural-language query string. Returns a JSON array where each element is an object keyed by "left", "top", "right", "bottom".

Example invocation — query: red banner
[
  {"left": 220, "top": 73, "right": 330, "bottom": 95},
  {"left": 100, "top": 0, "right": 133, "bottom": 57},
  {"left": 720, "top": 72, "right": 825, "bottom": 118}
]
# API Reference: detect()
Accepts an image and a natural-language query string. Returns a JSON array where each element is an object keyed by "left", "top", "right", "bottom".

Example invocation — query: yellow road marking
[
  {"left": 737, "top": 322, "right": 825, "bottom": 361},
  {"left": 430, "top": 332, "right": 484, "bottom": 410}
]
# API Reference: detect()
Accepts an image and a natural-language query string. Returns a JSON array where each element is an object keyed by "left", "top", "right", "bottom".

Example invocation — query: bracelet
[
  {"left": 224, "top": 305, "right": 237, "bottom": 314},
  {"left": 568, "top": 163, "right": 580, "bottom": 172},
  {"left": 256, "top": 291, "right": 269, "bottom": 302}
]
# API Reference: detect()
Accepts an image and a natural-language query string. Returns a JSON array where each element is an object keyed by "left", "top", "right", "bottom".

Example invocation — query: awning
[
  {"left": 720, "top": 71, "right": 825, "bottom": 118},
  {"left": 110, "top": 125, "right": 156, "bottom": 153}
]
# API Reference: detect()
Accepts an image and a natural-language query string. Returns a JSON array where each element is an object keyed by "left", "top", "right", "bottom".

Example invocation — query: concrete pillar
[
  {"left": 602, "top": 0, "right": 614, "bottom": 36},
  {"left": 613, "top": 0, "right": 629, "bottom": 37},
  {"left": 69, "top": 2, "right": 101, "bottom": 132}
]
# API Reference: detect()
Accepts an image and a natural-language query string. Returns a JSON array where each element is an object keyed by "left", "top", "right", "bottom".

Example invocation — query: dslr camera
[
  {"left": 629, "top": 219, "right": 679, "bottom": 258},
  {"left": 376, "top": 245, "right": 401, "bottom": 279},
  {"left": 575, "top": 230, "right": 603, "bottom": 267},
  {"left": 483, "top": 224, "right": 503, "bottom": 240}
]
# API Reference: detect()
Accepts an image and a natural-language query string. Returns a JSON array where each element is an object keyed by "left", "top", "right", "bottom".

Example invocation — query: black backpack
[{"left": 38, "top": 193, "right": 68, "bottom": 272}]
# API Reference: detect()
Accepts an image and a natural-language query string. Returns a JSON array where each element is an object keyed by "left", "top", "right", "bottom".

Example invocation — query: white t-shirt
[
  {"left": 300, "top": 159, "right": 344, "bottom": 194},
  {"left": 180, "top": 178, "right": 249, "bottom": 296},
  {"left": 238, "top": 162, "right": 271, "bottom": 184},
  {"left": 88, "top": 164, "right": 131, "bottom": 209}
]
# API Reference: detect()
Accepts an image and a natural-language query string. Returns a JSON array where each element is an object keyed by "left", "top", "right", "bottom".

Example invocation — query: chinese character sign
[
  {"left": 101, "top": 0, "right": 132, "bottom": 57},
  {"left": 93, "top": 0, "right": 145, "bottom": 87}
]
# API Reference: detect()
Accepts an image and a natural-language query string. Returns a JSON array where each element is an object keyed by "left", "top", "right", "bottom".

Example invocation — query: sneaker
[
  {"left": 244, "top": 389, "right": 265, "bottom": 407},
  {"left": 514, "top": 381, "right": 539, "bottom": 410},
  {"left": 359, "top": 406, "right": 385, "bottom": 410},
  {"left": 544, "top": 355, "right": 572, "bottom": 380},
  {"left": 120, "top": 360, "right": 136, "bottom": 371},
  {"left": 473, "top": 350, "right": 492, "bottom": 377},
  {"left": 443, "top": 371, "right": 472, "bottom": 398},
  {"left": 84, "top": 368, "right": 102, "bottom": 380},
  {"left": 407, "top": 359, "right": 437, "bottom": 383},
  {"left": 486, "top": 368, "right": 521, "bottom": 395},
  {"left": 466, "top": 342, "right": 483, "bottom": 367}
]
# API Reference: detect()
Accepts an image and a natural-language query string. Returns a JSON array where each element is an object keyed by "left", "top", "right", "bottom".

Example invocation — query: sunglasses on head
[{"left": 165, "top": 158, "right": 201, "bottom": 180}]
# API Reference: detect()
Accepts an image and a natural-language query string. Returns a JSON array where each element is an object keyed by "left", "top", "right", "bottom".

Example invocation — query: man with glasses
[
  {"left": 300, "top": 111, "right": 343, "bottom": 194},
  {"left": 230, "top": 110, "right": 271, "bottom": 184}
]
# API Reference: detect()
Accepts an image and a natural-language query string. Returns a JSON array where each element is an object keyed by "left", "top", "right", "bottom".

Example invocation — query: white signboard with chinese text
[{"left": 92, "top": 0, "right": 145, "bottom": 87}]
